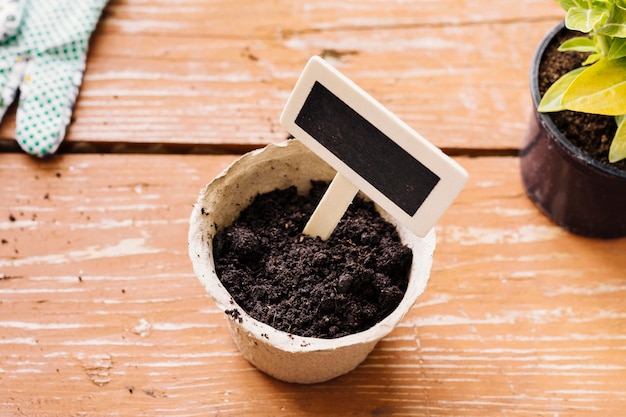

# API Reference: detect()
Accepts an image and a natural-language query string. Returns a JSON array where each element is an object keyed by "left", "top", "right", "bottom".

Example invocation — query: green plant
[{"left": 538, "top": 0, "right": 626, "bottom": 162}]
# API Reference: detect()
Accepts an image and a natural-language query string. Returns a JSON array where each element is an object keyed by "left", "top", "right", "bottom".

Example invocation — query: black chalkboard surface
[
  {"left": 281, "top": 56, "right": 467, "bottom": 238},
  {"left": 295, "top": 81, "right": 441, "bottom": 217}
]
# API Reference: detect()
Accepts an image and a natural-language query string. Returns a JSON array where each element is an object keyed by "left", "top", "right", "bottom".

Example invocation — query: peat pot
[
  {"left": 188, "top": 139, "right": 436, "bottom": 384},
  {"left": 521, "top": 21, "right": 626, "bottom": 238}
]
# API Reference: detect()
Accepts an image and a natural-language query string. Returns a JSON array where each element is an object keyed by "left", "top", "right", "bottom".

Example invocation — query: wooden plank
[
  {"left": 2, "top": 153, "right": 626, "bottom": 416},
  {"left": 0, "top": 0, "right": 564, "bottom": 152},
  {"left": 99, "top": 0, "right": 563, "bottom": 37}
]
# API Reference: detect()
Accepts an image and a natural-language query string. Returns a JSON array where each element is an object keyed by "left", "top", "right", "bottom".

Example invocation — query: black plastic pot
[{"left": 520, "top": 21, "right": 626, "bottom": 239}]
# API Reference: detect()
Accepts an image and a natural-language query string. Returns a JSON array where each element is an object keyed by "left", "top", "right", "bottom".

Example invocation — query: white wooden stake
[{"left": 302, "top": 172, "right": 359, "bottom": 240}]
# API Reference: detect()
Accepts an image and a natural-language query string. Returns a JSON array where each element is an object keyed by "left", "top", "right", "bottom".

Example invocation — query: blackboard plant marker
[{"left": 281, "top": 56, "right": 468, "bottom": 240}]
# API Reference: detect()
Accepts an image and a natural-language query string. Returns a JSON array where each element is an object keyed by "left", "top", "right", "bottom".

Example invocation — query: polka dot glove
[{"left": 0, "top": 0, "right": 108, "bottom": 157}]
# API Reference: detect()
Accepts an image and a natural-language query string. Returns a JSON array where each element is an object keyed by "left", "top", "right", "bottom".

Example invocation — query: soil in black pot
[
  {"left": 213, "top": 181, "right": 413, "bottom": 339},
  {"left": 538, "top": 28, "right": 626, "bottom": 171}
]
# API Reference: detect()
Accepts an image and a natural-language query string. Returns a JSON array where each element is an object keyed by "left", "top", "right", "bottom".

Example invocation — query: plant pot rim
[
  {"left": 529, "top": 20, "right": 626, "bottom": 180},
  {"left": 189, "top": 140, "right": 435, "bottom": 353}
]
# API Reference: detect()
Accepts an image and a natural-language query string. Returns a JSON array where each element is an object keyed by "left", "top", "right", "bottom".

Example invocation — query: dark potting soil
[
  {"left": 213, "top": 181, "right": 413, "bottom": 339},
  {"left": 538, "top": 28, "right": 626, "bottom": 171}
]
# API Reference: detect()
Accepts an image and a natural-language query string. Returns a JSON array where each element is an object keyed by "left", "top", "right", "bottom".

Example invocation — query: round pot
[
  {"left": 188, "top": 139, "right": 436, "bottom": 384},
  {"left": 520, "top": 21, "right": 626, "bottom": 238}
]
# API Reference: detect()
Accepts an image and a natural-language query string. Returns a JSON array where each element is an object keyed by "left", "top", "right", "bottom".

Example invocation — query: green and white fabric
[{"left": 0, "top": 0, "right": 108, "bottom": 157}]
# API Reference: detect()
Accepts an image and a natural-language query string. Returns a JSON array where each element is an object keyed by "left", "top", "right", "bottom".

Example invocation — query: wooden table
[{"left": 2, "top": 1, "right": 625, "bottom": 415}]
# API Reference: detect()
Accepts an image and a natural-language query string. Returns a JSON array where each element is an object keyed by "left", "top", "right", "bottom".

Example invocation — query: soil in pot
[
  {"left": 213, "top": 181, "right": 413, "bottom": 339},
  {"left": 538, "top": 28, "right": 626, "bottom": 171}
]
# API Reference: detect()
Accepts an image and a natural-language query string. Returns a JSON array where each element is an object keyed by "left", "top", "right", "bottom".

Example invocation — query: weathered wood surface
[
  {"left": 0, "top": 0, "right": 564, "bottom": 152},
  {"left": 3, "top": 0, "right": 624, "bottom": 416},
  {"left": 2, "top": 154, "right": 626, "bottom": 416}
]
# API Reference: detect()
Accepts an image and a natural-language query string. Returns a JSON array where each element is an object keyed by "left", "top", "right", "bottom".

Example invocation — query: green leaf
[
  {"left": 562, "top": 58, "right": 626, "bottom": 116},
  {"left": 582, "top": 52, "right": 602, "bottom": 65},
  {"left": 559, "top": 36, "right": 598, "bottom": 53},
  {"left": 609, "top": 37, "right": 626, "bottom": 59},
  {"left": 609, "top": 116, "right": 626, "bottom": 162},
  {"left": 538, "top": 67, "right": 585, "bottom": 112},
  {"left": 556, "top": 0, "right": 593, "bottom": 11},
  {"left": 598, "top": 1, "right": 626, "bottom": 37},
  {"left": 565, "top": 7, "right": 609, "bottom": 33}
]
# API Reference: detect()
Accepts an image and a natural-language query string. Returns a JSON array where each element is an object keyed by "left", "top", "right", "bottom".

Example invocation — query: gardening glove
[{"left": 0, "top": 0, "right": 108, "bottom": 157}]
